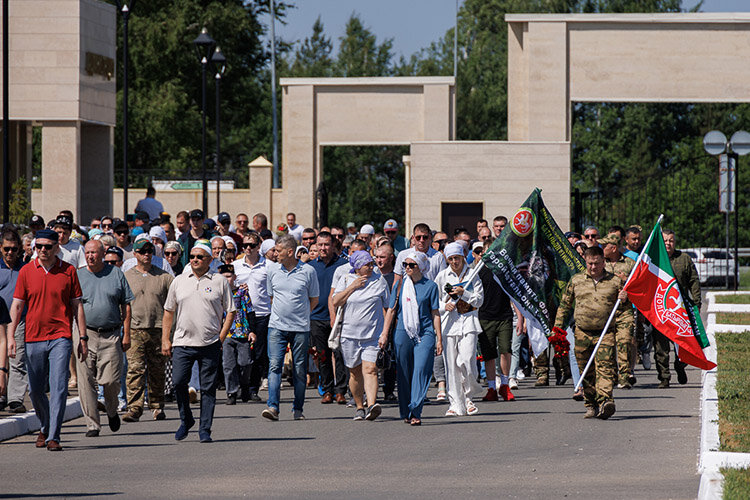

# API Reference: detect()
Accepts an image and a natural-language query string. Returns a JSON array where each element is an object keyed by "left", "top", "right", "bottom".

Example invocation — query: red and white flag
[{"left": 623, "top": 221, "right": 716, "bottom": 371}]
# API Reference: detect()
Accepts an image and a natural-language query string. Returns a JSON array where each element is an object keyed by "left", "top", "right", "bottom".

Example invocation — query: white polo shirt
[{"left": 232, "top": 256, "right": 271, "bottom": 317}]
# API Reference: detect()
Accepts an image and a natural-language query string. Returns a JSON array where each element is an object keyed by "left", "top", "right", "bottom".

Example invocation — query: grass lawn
[
  {"left": 716, "top": 332, "right": 750, "bottom": 453},
  {"left": 715, "top": 312, "right": 750, "bottom": 324},
  {"left": 740, "top": 268, "right": 750, "bottom": 291},
  {"left": 722, "top": 467, "right": 750, "bottom": 500},
  {"left": 715, "top": 294, "right": 750, "bottom": 304}
]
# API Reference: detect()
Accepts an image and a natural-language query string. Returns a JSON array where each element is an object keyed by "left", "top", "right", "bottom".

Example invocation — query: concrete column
[
  {"left": 281, "top": 84, "right": 315, "bottom": 226},
  {"left": 526, "top": 22, "right": 569, "bottom": 142},
  {"left": 423, "top": 84, "right": 454, "bottom": 140},
  {"left": 80, "top": 124, "right": 113, "bottom": 224},
  {"left": 41, "top": 121, "right": 81, "bottom": 220},
  {"left": 248, "top": 161, "right": 272, "bottom": 221}
]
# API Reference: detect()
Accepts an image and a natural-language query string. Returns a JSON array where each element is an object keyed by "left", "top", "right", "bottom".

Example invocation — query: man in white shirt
[
  {"left": 52, "top": 215, "right": 86, "bottom": 269},
  {"left": 162, "top": 242, "right": 235, "bottom": 443},
  {"left": 232, "top": 232, "right": 271, "bottom": 400},
  {"left": 286, "top": 212, "right": 304, "bottom": 243}
]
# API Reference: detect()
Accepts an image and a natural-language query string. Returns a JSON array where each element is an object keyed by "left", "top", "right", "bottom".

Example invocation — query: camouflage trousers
[
  {"left": 126, "top": 328, "right": 166, "bottom": 416},
  {"left": 614, "top": 312, "right": 635, "bottom": 384},
  {"left": 534, "top": 348, "right": 570, "bottom": 382},
  {"left": 575, "top": 327, "right": 616, "bottom": 408}
]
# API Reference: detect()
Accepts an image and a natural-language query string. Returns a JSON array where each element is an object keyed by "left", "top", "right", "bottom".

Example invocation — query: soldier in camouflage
[
  {"left": 555, "top": 245, "right": 628, "bottom": 420},
  {"left": 651, "top": 229, "right": 701, "bottom": 388},
  {"left": 599, "top": 233, "right": 637, "bottom": 389}
]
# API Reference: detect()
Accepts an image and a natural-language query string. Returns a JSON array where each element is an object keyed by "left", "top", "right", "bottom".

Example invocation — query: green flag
[{"left": 481, "top": 189, "right": 585, "bottom": 339}]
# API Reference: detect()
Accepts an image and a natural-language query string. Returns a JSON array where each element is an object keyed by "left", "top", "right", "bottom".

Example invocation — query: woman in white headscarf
[
  {"left": 434, "top": 242, "right": 484, "bottom": 416},
  {"left": 379, "top": 250, "right": 442, "bottom": 426}
]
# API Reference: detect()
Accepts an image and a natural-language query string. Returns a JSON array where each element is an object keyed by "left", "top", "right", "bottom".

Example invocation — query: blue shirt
[
  {"left": 388, "top": 277, "right": 440, "bottom": 336},
  {"left": 0, "top": 258, "right": 25, "bottom": 320},
  {"left": 393, "top": 235, "right": 409, "bottom": 255},
  {"left": 624, "top": 249, "right": 639, "bottom": 261},
  {"left": 307, "top": 254, "right": 347, "bottom": 321},
  {"left": 267, "top": 260, "right": 320, "bottom": 331}
]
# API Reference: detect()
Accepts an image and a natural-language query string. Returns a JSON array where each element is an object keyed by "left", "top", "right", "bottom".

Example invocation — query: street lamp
[
  {"left": 193, "top": 27, "right": 215, "bottom": 216},
  {"left": 210, "top": 47, "right": 226, "bottom": 214},
  {"left": 114, "top": 0, "right": 137, "bottom": 219},
  {"left": 703, "top": 129, "right": 750, "bottom": 290}
]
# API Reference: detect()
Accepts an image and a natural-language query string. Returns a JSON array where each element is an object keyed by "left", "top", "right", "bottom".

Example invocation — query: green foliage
[
  {"left": 9, "top": 177, "right": 34, "bottom": 225},
  {"left": 716, "top": 332, "right": 750, "bottom": 453},
  {"left": 722, "top": 467, "right": 750, "bottom": 500}
]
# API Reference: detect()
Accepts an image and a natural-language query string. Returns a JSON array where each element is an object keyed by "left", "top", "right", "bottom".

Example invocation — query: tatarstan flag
[{"left": 623, "top": 221, "right": 716, "bottom": 371}]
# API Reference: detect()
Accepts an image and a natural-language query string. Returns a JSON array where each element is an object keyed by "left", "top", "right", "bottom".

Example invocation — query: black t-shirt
[{"left": 478, "top": 266, "right": 513, "bottom": 321}]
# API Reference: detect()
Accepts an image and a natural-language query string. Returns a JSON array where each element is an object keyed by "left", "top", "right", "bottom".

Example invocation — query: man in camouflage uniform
[
  {"left": 599, "top": 233, "right": 636, "bottom": 389},
  {"left": 123, "top": 238, "right": 174, "bottom": 421},
  {"left": 651, "top": 229, "right": 701, "bottom": 388},
  {"left": 555, "top": 246, "right": 627, "bottom": 419}
]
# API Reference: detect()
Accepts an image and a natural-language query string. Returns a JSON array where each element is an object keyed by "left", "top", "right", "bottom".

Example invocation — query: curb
[
  {"left": 0, "top": 397, "right": 82, "bottom": 443},
  {"left": 698, "top": 292, "right": 750, "bottom": 499}
]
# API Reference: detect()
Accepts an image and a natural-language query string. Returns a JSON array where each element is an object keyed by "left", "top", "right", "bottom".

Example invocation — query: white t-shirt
[
  {"left": 334, "top": 273, "right": 389, "bottom": 341},
  {"left": 232, "top": 256, "right": 271, "bottom": 317},
  {"left": 287, "top": 224, "right": 304, "bottom": 243},
  {"left": 59, "top": 239, "right": 86, "bottom": 268},
  {"left": 121, "top": 255, "right": 175, "bottom": 276},
  {"left": 331, "top": 263, "right": 353, "bottom": 293},
  {"left": 394, "top": 247, "right": 446, "bottom": 281}
]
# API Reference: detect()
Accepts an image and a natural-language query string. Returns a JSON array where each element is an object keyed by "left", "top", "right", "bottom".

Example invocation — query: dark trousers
[
  {"left": 172, "top": 343, "right": 221, "bottom": 435},
  {"left": 383, "top": 328, "right": 397, "bottom": 397},
  {"left": 222, "top": 337, "right": 252, "bottom": 396},
  {"left": 652, "top": 328, "right": 686, "bottom": 382},
  {"left": 248, "top": 315, "right": 270, "bottom": 392},
  {"left": 310, "top": 319, "right": 348, "bottom": 396}
]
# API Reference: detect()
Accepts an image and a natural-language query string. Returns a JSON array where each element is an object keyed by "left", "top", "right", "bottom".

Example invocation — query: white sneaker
[
  {"left": 509, "top": 378, "right": 519, "bottom": 390},
  {"left": 516, "top": 369, "right": 526, "bottom": 380},
  {"left": 260, "top": 378, "right": 269, "bottom": 391}
]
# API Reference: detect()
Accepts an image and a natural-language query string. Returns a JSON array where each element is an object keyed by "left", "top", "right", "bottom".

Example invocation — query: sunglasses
[
  {"left": 404, "top": 262, "right": 419, "bottom": 269},
  {"left": 189, "top": 254, "right": 207, "bottom": 261},
  {"left": 164, "top": 251, "right": 179, "bottom": 257},
  {"left": 236, "top": 220, "right": 248, "bottom": 224},
  {"left": 135, "top": 248, "right": 154, "bottom": 254},
  {"left": 2, "top": 246, "right": 18, "bottom": 252},
  {"left": 104, "top": 259, "right": 119, "bottom": 265},
  {"left": 91, "top": 224, "right": 100, "bottom": 229},
  {"left": 332, "top": 234, "right": 345, "bottom": 239},
  {"left": 385, "top": 230, "right": 397, "bottom": 234},
  {"left": 414, "top": 235, "right": 429, "bottom": 241},
  {"left": 115, "top": 231, "right": 129, "bottom": 236},
  {"left": 433, "top": 239, "right": 447, "bottom": 245},
  {"left": 101, "top": 223, "right": 112, "bottom": 228},
  {"left": 303, "top": 236, "right": 315, "bottom": 241},
  {"left": 584, "top": 234, "right": 598, "bottom": 239},
  {"left": 35, "top": 243, "right": 55, "bottom": 250},
  {"left": 242, "top": 242, "right": 259, "bottom": 249}
]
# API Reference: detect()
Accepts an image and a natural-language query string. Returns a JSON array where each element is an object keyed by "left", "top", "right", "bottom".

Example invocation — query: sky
[{"left": 272, "top": 0, "right": 750, "bottom": 60}]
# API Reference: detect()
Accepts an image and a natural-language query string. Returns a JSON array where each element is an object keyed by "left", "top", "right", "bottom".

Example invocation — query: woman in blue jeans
[{"left": 379, "top": 251, "right": 442, "bottom": 426}]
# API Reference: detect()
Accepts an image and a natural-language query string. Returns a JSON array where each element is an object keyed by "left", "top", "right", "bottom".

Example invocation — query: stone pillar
[
  {"left": 248, "top": 157, "right": 272, "bottom": 222},
  {"left": 281, "top": 84, "right": 315, "bottom": 226},
  {"left": 80, "top": 123, "right": 113, "bottom": 224},
  {"left": 41, "top": 121, "right": 81, "bottom": 220}
]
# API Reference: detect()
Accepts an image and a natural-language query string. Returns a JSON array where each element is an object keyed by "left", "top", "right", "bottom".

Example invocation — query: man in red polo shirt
[{"left": 7, "top": 229, "right": 87, "bottom": 451}]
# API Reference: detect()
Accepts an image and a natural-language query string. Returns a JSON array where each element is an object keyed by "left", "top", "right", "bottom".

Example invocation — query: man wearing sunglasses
[
  {"left": 383, "top": 219, "right": 408, "bottom": 256},
  {"left": 582, "top": 226, "right": 600, "bottom": 247},
  {"left": 76, "top": 240, "right": 134, "bottom": 437},
  {"left": 7, "top": 229, "right": 87, "bottom": 451},
  {"left": 393, "top": 223, "right": 447, "bottom": 288},
  {"left": 123, "top": 238, "right": 174, "bottom": 423},
  {"left": 233, "top": 232, "right": 271, "bottom": 401},
  {"left": 113, "top": 220, "right": 133, "bottom": 260},
  {"left": 162, "top": 242, "right": 236, "bottom": 443},
  {"left": 99, "top": 215, "right": 114, "bottom": 234},
  {"left": 301, "top": 228, "right": 317, "bottom": 250},
  {"left": 0, "top": 228, "right": 21, "bottom": 412}
]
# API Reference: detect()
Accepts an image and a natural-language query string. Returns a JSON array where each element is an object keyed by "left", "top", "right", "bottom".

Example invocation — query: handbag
[
  {"left": 376, "top": 345, "right": 392, "bottom": 370},
  {"left": 328, "top": 275, "right": 349, "bottom": 351}
]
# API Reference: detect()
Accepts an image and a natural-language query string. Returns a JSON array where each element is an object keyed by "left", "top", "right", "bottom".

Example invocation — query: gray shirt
[
  {"left": 78, "top": 265, "right": 134, "bottom": 330},
  {"left": 267, "top": 260, "right": 319, "bottom": 332},
  {"left": 334, "top": 273, "right": 389, "bottom": 341}
]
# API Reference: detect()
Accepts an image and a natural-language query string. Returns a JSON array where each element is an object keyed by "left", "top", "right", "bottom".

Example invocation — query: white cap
[
  {"left": 149, "top": 225, "right": 168, "bottom": 244},
  {"left": 359, "top": 224, "right": 375, "bottom": 235},
  {"left": 260, "top": 239, "right": 276, "bottom": 257}
]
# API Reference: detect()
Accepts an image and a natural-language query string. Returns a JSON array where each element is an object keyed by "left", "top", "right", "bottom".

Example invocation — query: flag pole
[{"left": 574, "top": 214, "right": 664, "bottom": 392}]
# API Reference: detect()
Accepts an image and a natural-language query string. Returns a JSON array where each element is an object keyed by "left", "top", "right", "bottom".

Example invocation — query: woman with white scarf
[
  {"left": 379, "top": 250, "right": 442, "bottom": 426},
  {"left": 435, "top": 243, "right": 484, "bottom": 416}
]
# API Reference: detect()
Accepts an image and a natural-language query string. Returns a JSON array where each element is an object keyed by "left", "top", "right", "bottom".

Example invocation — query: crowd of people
[{"left": 0, "top": 188, "right": 702, "bottom": 448}]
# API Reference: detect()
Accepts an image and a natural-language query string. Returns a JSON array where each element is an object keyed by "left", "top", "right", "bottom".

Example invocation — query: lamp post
[
  {"left": 270, "top": 0, "right": 279, "bottom": 189},
  {"left": 3, "top": 0, "right": 9, "bottom": 221},
  {"left": 114, "top": 0, "right": 136, "bottom": 219},
  {"left": 703, "top": 130, "right": 750, "bottom": 290},
  {"left": 210, "top": 47, "right": 226, "bottom": 214},
  {"left": 193, "top": 28, "right": 215, "bottom": 216}
]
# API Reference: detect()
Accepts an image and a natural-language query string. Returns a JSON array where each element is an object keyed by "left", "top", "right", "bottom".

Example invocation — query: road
[{"left": 0, "top": 364, "right": 701, "bottom": 499}]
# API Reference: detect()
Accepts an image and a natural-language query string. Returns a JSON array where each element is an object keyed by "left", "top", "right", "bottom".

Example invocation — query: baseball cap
[
  {"left": 105, "top": 246, "right": 124, "bottom": 260},
  {"left": 383, "top": 219, "right": 398, "bottom": 231},
  {"left": 217, "top": 212, "right": 231, "bottom": 224},
  {"left": 203, "top": 219, "right": 217, "bottom": 231},
  {"left": 472, "top": 241, "right": 484, "bottom": 253},
  {"left": 597, "top": 234, "right": 621, "bottom": 247},
  {"left": 54, "top": 215, "right": 73, "bottom": 230},
  {"left": 564, "top": 231, "right": 581, "bottom": 240},
  {"left": 133, "top": 237, "right": 154, "bottom": 251},
  {"left": 346, "top": 222, "right": 356, "bottom": 229},
  {"left": 29, "top": 214, "right": 45, "bottom": 227},
  {"left": 35, "top": 229, "right": 59, "bottom": 242},
  {"left": 189, "top": 209, "right": 204, "bottom": 219},
  {"left": 359, "top": 224, "right": 375, "bottom": 235}
]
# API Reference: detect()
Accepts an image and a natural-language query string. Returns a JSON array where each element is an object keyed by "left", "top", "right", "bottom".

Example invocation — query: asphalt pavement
[{"left": 0, "top": 363, "right": 701, "bottom": 500}]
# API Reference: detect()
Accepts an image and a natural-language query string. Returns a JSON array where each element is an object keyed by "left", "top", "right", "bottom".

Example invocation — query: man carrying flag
[{"left": 623, "top": 225, "right": 714, "bottom": 387}]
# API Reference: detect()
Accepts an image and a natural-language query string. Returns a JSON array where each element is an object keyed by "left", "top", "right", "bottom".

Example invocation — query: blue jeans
[
  {"left": 394, "top": 330, "right": 435, "bottom": 420},
  {"left": 25, "top": 337, "right": 72, "bottom": 444},
  {"left": 266, "top": 328, "right": 309, "bottom": 412},
  {"left": 172, "top": 343, "right": 221, "bottom": 435}
]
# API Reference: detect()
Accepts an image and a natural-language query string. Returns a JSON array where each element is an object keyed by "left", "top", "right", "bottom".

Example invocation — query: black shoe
[
  {"left": 85, "top": 429, "right": 100, "bottom": 437},
  {"left": 8, "top": 401, "right": 27, "bottom": 413},
  {"left": 248, "top": 392, "right": 261, "bottom": 402},
  {"left": 628, "top": 375, "right": 637, "bottom": 386},
  {"left": 0, "top": 397, "right": 7, "bottom": 411},
  {"left": 675, "top": 363, "right": 688, "bottom": 385},
  {"left": 108, "top": 414, "right": 121, "bottom": 433},
  {"left": 240, "top": 388, "right": 250, "bottom": 403},
  {"left": 658, "top": 379, "right": 670, "bottom": 389},
  {"left": 96, "top": 401, "right": 106, "bottom": 412},
  {"left": 383, "top": 393, "right": 398, "bottom": 402},
  {"left": 559, "top": 374, "right": 571, "bottom": 386},
  {"left": 226, "top": 393, "right": 237, "bottom": 405},
  {"left": 555, "top": 373, "right": 563, "bottom": 385}
]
